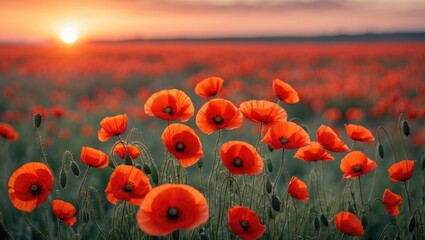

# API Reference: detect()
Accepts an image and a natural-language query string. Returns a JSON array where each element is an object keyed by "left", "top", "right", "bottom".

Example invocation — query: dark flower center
[
  {"left": 213, "top": 115, "right": 224, "bottom": 125},
  {"left": 280, "top": 137, "right": 289, "bottom": 145},
  {"left": 233, "top": 158, "right": 243, "bottom": 168},
  {"left": 123, "top": 182, "right": 134, "bottom": 193},
  {"left": 167, "top": 207, "right": 179, "bottom": 221},
  {"left": 29, "top": 183, "right": 42, "bottom": 196},
  {"left": 163, "top": 106, "right": 173, "bottom": 115},
  {"left": 353, "top": 165, "right": 362, "bottom": 173},
  {"left": 175, "top": 142, "right": 185, "bottom": 152},
  {"left": 240, "top": 220, "right": 249, "bottom": 231}
]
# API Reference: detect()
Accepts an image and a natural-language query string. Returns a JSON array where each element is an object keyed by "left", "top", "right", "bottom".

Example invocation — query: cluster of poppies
[{"left": 4, "top": 76, "right": 418, "bottom": 239}]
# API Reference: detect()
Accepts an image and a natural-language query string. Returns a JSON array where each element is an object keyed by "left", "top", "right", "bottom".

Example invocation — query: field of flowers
[{"left": 0, "top": 42, "right": 424, "bottom": 239}]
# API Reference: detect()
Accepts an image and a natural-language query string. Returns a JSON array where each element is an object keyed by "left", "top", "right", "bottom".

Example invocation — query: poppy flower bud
[
  {"left": 402, "top": 120, "right": 410, "bottom": 136},
  {"left": 421, "top": 155, "right": 425, "bottom": 171},
  {"left": 377, "top": 143, "right": 384, "bottom": 159},
  {"left": 151, "top": 166, "right": 159, "bottom": 185},
  {"left": 135, "top": 164, "right": 142, "bottom": 170},
  {"left": 71, "top": 161, "right": 80, "bottom": 176},
  {"left": 320, "top": 214, "right": 329, "bottom": 227},
  {"left": 143, "top": 164, "right": 152, "bottom": 174},
  {"left": 314, "top": 215, "right": 320, "bottom": 231},
  {"left": 34, "top": 113, "right": 42, "bottom": 128},
  {"left": 409, "top": 216, "right": 416, "bottom": 232},
  {"left": 60, "top": 169, "right": 67, "bottom": 189},
  {"left": 271, "top": 195, "right": 280, "bottom": 212},
  {"left": 266, "top": 178, "right": 272, "bottom": 194},
  {"left": 125, "top": 155, "right": 133, "bottom": 166},
  {"left": 266, "top": 158, "right": 273, "bottom": 172}
]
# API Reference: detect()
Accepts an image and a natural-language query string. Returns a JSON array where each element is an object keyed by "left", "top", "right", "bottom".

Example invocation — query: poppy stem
[
  {"left": 41, "top": 204, "right": 52, "bottom": 240},
  {"left": 57, "top": 219, "right": 61, "bottom": 240},
  {"left": 358, "top": 176, "right": 364, "bottom": 207},
  {"left": 377, "top": 126, "right": 398, "bottom": 163},
  {"left": 313, "top": 163, "right": 324, "bottom": 214},
  {"left": 78, "top": 166, "right": 91, "bottom": 204},
  {"left": 255, "top": 123, "right": 263, "bottom": 153},
  {"left": 330, "top": 178, "right": 346, "bottom": 216},
  {"left": 340, "top": 233, "right": 345, "bottom": 240},
  {"left": 403, "top": 180, "right": 412, "bottom": 215},
  {"left": 350, "top": 140, "right": 355, "bottom": 151},
  {"left": 22, "top": 212, "right": 47, "bottom": 240}
]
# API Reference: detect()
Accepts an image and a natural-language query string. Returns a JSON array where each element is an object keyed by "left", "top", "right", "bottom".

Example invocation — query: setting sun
[{"left": 61, "top": 27, "right": 78, "bottom": 44}]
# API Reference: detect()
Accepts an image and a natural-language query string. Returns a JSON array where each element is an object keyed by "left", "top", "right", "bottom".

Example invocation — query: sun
[{"left": 61, "top": 28, "right": 79, "bottom": 44}]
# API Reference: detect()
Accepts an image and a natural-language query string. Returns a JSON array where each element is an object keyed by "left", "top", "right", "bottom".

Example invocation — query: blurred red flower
[{"left": 0, "top": 122, "right": 19, "bottom": 142}]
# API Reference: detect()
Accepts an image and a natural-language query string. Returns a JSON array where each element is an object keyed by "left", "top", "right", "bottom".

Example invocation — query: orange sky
[{"left": 1, "top": 0, "right": 425, "bottom": 43}]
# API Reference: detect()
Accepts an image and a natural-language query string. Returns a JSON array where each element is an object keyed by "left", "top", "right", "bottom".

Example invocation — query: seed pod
[
  {"left": 421, "top": 155, "right": 425, "bottom": 171},
  {"left": 109, "top": 161, "right": 116, "bottom": 169},
  {"left": 197, "top": 158, "right": 203, "bottom": 169},
  {"left": 266, "top": 178, "right": 272, "bottom": 194},
  {"left": 33, "top": 113, "right": 42, "bottom": 128},
  {"left": 402, "top": 120, "right": 410, "bottom": 136},
  {"left": 314, "top": 215, "right": 320, "bottom": 231},
  {"left": 377, "top": 143, "right": 384, "bottom": 159},
  {"left": 143, "top": 164, "right": 152, "bottom": 174},
  {"left": 266, "top": 158, "right": 273, "bottom": 173},
  {"left": 320, "top": 213, "right": 329, "bottom": 227},
  {"left": 71, "top": 161, "right": 80, "bottom": 176},
  {"left": 151, "top": 166, "right": 159, "bottom": 185},
  {"left": 125, "top": 155, "right": 133, "bottom": 166},
  {"left": 271, "top": 195, "right": 280, "bottom": 212},
  {"left": 135, "top": 164, "right": 142, "bottom": 170},
  {"left": 409, "top": 216, "right": 416, "bottom": 232},
  {"left": 59, "top": 168, "right": 67, "bottom": 189}
]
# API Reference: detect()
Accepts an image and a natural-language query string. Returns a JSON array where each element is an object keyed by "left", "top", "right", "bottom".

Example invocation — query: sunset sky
[{"left": 1, "top": 0, "right": 425, "bottom": 43}]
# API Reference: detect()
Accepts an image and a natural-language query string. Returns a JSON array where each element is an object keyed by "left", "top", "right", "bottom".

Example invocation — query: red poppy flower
[
  {"left": 294, "top": 141, "right": 334, "bottom": 162},
  {"left": 137, "top": 184, "right": 209, "bottom": 236},
  {"left": 105, "top": 165, "right": 152, "bottom": 205},
  {"left": 317, "top": 125, "right": 349, "bottom": 152},
  {"left": 144, "top": 89, "right": 194, "bottom": 122},
  {"left": 52, "top": 200, "right": 77, "bottom": 226},
  {"left": 288, "top": 176, "right": 309, "bottom": 202},
  {"left": 196, "top": 98, "right": 243, "bottom": 135},
  {"left": 113, "top": 144, "right": 141, "bottom": 160},
  {"left": 239, "top": 100, "right": 287, "bottom": 126},
  {"left": 51, "top": 105, "right": 66, "bottom": 118},
  {"left": 262, "top": 121, "right": 310, "bottom": 150},
  {"left": 80, "top": 146, "right": 109, "bottom": 168},
  {"left": 0, "top": 122, "right": 19, "bottom": 142},
  {"left": 220, "top": 141, "right": 263, "bottom": 175},
  {"left": 8, "top": 162, "right": 53, "bottom": 212},
  {"left": 388, "top": 160, "right": 415, "bottom": 182},
  {"left": 162, "top": 123, "right": 204, "bottom": 167},
  {"left": 335, "top": 212, "right": 364, "bottom": 236},
  {"left": 345, "top": 124, "right": 375, "bottom": 142},
  {"left": 97, "top": 114, "right": 128, "bottom": 142},
  {"left": 194, "top": 76, "right": 224, "bottom": 98},
  {"left": 340, "top": 151, "right": 377, "bottom": 179},
  {"left": 382, "top": 189, "right": 402, "bottom": 216},
  {"left": 228, "top": 206, "right": 266, "bottom": 240},
  {"left": 272, "top": 78, "right": 299, "bottom": 103}
]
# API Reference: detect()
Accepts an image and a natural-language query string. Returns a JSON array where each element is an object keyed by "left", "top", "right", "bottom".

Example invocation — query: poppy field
[{"left": 0, "top": 42, "right": 425, "bottom": 239}]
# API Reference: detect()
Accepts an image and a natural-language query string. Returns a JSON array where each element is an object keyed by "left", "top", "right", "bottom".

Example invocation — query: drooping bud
[
  {"left": 143, "top": 164, "right": 152, "bottom": 174},
  {"left": 402, "top": 120, "right": 410, "bottom": 136},
  {"left": 60, "top": 168, "right": 67, "bottom": 189},
  {"left": 377, "top": 143, "right": 384, "bottom": 159},
  {"left": 151, "top": 165, "right": 159, "bottom": 185},
  {"left": 33, "top": 113, "right": 42, "bottom": 128},
  {"left": 266, "top": 178, "right": 272, "bottom": 194},
  {"left": 197, "top": 158, "right": 203, "bottom": 169},
  {"left": 314, "top": 215, "right": 320, "bottom": 231},
  {"left": 71, "top": 161, "right": 80, "bottom": 176},
  {"left": 320, "top": 213, "right": 329, "bottom": 227},
  {"left": 266, "top": 158, "right": 273, "bottom": 172},
  {"left": 409, "top": 216, "right": 416, "bottom": 232},
  {"left": 271, "top": 195, "right": 280, "bottom": 212},
  {"left": 125, "top": 155, "right": 133, "bottom": 166}
]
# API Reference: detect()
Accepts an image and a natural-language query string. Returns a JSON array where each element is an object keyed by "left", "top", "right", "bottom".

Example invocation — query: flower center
[
  {"left": 167, "top": 207, "right": 179, "bottom": 221},
  {"left": 163, "top": 106, "right": 173, "bottom": 115},
  {"left": 280, "top": 137, "right": 288, "bottom": 145},
  {"left": 29, "top": 183, "right": 42, "bottom": 196},
  {"left": 213, "top": 115, "right": 224, "bottom": 125},
  {"left": 240, "top": 220, "right": 249, "bottom": 231},
  {"left": 175, "top": 142, "right": 185, "bottom": 152},
  {"left": 353, "top": 165, "right": 362, "bottom": 173},
  {"left": 233, "top": 158, "right": 243, "bottom": 168},
  {"left": 123, "top": 182, "right": 134, "bottom": 193}
]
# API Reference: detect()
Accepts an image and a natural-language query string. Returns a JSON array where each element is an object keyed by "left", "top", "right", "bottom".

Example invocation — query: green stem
[
  {"left": 57, "top": 219, "right": 61, "bottom": 240},
  {"left": 41, "top": 204, "right": 51, "bottom": 240},
  {"left": 78, "top": 166, "right": 91, "bottom": 203},
  {"left": 404, "top": 181, "right": 412, "bottom": 215},
  {"left": 358, "top": 176, "right": 364, "bottom": 207},
  {"left": 23, "top": 212, "right": 47, "bottom": 240}
]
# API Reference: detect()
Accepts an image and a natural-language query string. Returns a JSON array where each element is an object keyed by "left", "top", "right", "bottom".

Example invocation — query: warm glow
[{"left": 61, "top": 28, "right": 78, "bottom": 44}]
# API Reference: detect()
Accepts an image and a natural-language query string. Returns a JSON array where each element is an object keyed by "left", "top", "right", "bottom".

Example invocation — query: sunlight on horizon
[{"left": 61, "top": 27, "right": 79, "bottom": 44}]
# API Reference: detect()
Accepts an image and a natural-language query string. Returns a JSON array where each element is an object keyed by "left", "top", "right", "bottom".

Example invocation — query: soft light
[{"left": 61, "top": 28, "right": 78, "bottom": 44}]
